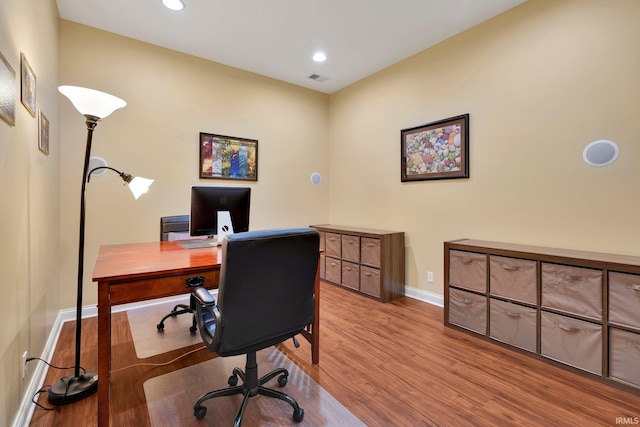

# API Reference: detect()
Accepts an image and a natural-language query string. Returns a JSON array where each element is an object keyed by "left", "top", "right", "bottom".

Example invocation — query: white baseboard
[{"left": 404, "top": 285, "right": 444, "bottom": 307}]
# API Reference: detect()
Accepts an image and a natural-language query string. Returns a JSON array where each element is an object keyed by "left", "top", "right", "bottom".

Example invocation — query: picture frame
[
  {"left": 39, "top": 111, "right": 49, "bottom": 155},
  {"left": 0, "top": 51, "right": 16, "bottom": 126},
  {"left": 199, "top": 132, "right": 258, "bottom": 181},
  {"left": 20, "top": 52, "right": 36, "bottom": 117},
  {"left": 401, "top": 114, "right": 469, "bottom": 182}
]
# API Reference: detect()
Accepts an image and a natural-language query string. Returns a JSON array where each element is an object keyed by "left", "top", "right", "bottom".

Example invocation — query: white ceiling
[{"left": 56, "top": 0, "right": 526, "bottom": 94}]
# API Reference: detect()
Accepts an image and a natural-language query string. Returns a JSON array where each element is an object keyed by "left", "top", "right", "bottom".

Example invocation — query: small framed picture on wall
[
  {"left": 20, "top": 52, "right": 36, "bottom": 117},
  {"left": 199, "top": 132, "right": 258, "bottom": 181},
  {"left": 0, "top": 51, "right": 16, "bottom": 126},
  {"left": 39, "top": 111, "right": 49, "bottom": 155}
]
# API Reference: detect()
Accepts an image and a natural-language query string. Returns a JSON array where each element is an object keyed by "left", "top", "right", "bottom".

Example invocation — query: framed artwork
[
  {"left": 401, "top": 114, "right": 469, "bottom": 182},
  {"left": 20, "top": 52, "right": 36, "bottom": 117},
  {"left": 0, "top": 51, "right": 16, "bottom": 126},
  {"left": 199, "top": 132, "right": 258, "bottom": 181},
  {"left": 39, "top": 111, "right": 49, "bottom": 155}
]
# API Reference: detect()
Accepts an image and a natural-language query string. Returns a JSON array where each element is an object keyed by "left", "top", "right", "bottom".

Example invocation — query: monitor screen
[{"left": 190, "top": 186, "right": 251, "bottom": 237}]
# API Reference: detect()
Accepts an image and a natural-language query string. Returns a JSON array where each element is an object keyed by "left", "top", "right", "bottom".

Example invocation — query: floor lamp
[{"left": 49, "top": 86, "right": 152, "bottom": 405}]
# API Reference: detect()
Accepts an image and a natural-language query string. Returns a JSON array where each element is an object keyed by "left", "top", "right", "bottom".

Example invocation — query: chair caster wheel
[
  {"left": 194, "top": 405, "right": 207, "bottom": 420},
  {"left": 156, "top": 324, "right": 164, "bottom": 332},
  {"left": 277, "top": 374, "right": 288, "bottom": 387},
  {"left": 228, "top": 374, "right": 238, "bottom": 386},
  {"left": 293, "top": 407, "right": 304, "bottom": 422},
  {"left": 189, "top": 326, "right": 197, "bottom": 334}
]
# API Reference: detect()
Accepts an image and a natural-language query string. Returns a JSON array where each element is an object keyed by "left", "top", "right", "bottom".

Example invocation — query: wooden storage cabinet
[
  {"left": 312, "top": 225, "right": 404, "bottom": 302},
  {"left": 445, "top": 238, "right": 640, "bottom": 396}
]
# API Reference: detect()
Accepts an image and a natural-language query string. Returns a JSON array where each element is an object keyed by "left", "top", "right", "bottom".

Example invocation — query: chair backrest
[
  {"left": 214, "top": 228, "right": 319, "bottom": 356},
  {"left": 159, "top": 215, "right": 190, "bottom": 241}
]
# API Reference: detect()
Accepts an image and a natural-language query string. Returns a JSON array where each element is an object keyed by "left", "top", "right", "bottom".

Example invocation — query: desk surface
[{"left": 93, "top": 241, "right": 222, "bottom": 283}]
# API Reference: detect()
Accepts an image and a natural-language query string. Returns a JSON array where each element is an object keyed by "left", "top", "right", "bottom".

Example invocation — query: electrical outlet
[
  {"left": 21, "top": 351, "right": 28, "bottom": 379},
  {"left": 427, "top": 271, "right": 434, "bottom": 283}
]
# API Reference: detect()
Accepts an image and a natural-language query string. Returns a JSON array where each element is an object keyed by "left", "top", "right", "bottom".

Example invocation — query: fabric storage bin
[
  {"left": 609, "top": 271, "right": 640, "bottom": 329},
  {"left": 609, "top": 328, "right": 640, "bottom": 388},
  {"left": 541, "top": 311, "right": 602, "bottom": 375},
  {"left": 541, "top": 263, "right": 602, "bottom": 320},
  {"left": 449, "top": 288, "right": 487, "bottom": 335},
  {"left": 361, "top": 237, "right": 381, "bottom": 267},
  {"left": 490, "top": 256, "right": 537, "bottom": 305},
  {"left": 360, "top": 265, "right": 381, "bottom": 298},
  {"left": 325, "top": 232, "right": 341, "bottom": 257},
  {"left": 490, "top": 299, "right": 537, "bottom": 352},
  {"left": 341, "top": 261, "right": 360, "bottom": 290},
  {"left": 325, "top": 257, "right": 341, "bottom": 283},
  {"left": 341, "top": 235, "right": 360, "bottom": 262},
  {"left": 449, "top": 250, "right": 487, "bottom": 293}
]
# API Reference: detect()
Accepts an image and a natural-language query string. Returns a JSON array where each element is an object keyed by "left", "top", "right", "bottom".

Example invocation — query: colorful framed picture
[
  {"left": 39, "top": 111, "right": 49, "bottom": 155},
  {"left": 401, "top": 114, "right": 469, "bottom": 182},
  {"left": 0, "top": 51, "right": 16, "bottom": 126},
  {"left": 20, "top": 52, "right": 36, "bottom": 117},
  {"left": 199, "top": 132, "right": 258, "bottom": 181}
]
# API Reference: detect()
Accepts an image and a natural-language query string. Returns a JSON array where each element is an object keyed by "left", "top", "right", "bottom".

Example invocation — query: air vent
[{"left": 308, "top": 74, "right": 329, "bottom": 82}]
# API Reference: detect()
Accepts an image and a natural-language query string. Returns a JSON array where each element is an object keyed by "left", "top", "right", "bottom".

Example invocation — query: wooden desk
[{"left": 92, "top": 241, "right": 320, "bottom": 426}]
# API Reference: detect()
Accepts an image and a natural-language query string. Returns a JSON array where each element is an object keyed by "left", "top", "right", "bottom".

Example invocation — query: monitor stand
[{"left": 178, "top": 211, "right": 234, "bottom": 249}]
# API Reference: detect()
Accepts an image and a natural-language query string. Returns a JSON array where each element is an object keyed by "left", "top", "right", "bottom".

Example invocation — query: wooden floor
[{"left": 30, "top": 280, "right": 640, "bottom": 426}]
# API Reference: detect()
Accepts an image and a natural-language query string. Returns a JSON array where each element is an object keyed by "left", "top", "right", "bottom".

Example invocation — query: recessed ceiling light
[
  {"left": 313, "top": 52, "right": 327, "bottom": 63},
  {"left": 162, "top": 0, "right": 185, "bottom": 11}
]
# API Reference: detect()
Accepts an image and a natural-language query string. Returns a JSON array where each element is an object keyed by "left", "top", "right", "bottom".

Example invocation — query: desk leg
[
  {"left": 97, "top": 282, "right": 111, "bottom": 427},
  {"left": 311, "top": 259, "right": 320, "bottom": 364}
]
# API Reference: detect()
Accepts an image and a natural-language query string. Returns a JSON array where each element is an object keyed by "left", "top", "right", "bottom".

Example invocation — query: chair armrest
[{"left": 192, "top": 286, "right": 216, "bottom": 305}]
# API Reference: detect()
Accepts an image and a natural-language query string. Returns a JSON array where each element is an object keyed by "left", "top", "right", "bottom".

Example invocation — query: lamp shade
[
  {"left": 128, "top": 176, "right": 154, "bottom": 199},
  {"left": 59, "top": 86, "right": 126, "bottom": 119}
]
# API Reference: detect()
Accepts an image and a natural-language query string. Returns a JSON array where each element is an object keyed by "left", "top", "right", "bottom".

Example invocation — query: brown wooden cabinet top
[{"left": 311, "top": 224, "right": 403, "bottom": 237}]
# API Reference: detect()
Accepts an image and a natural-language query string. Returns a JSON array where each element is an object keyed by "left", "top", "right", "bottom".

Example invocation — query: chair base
[
  {"left": 193, "top": 352, "right": 304, "bottom": 426},
  {"left": 156, "top": 304, "right": 197, "bottom": 334}
]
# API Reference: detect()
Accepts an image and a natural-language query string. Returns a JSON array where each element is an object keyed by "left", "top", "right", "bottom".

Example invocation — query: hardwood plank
[{"left": 30, "top": 281, "right": 640, "bottom": 426}]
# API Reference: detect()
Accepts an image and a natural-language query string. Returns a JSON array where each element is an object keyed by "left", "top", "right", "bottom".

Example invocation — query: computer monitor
[{"left": 190, "top": 186, "right": 251, "bottom": 237}]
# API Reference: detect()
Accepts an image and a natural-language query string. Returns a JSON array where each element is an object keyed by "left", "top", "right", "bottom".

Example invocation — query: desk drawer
[
  {"left": 541, "top": 311, "right": 602, "bottom": 375},
  {"left": 109, "top": 269, "right": 220, "bottom": 305}
]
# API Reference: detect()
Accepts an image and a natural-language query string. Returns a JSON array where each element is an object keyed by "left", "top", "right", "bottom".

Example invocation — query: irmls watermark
[{"left": 616, "top": 416, "right": 639, "bottom": 425}]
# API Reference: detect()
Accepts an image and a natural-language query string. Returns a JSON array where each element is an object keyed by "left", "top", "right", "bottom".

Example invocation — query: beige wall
[
  {"left": 59, "top": 21, "right": 330, "bottom": 308},
  {"left": 328, "top": 0, "right": 640, "bottom": 296},
  {"left": 0, "top": 0, "right": 60, "bottom": 423}
]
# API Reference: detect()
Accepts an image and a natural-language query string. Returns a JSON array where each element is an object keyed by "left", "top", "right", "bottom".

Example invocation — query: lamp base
[{"left": 47, "top": 371, "right": 98, "bottom": 406}]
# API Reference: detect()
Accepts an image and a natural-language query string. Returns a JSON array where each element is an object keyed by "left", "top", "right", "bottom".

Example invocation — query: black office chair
[
  {"left": 157, "top": 215, "right": 197, "bottom": 334},
  {"left": 190, "top": 228, "right": 319, "bottom": 426}
]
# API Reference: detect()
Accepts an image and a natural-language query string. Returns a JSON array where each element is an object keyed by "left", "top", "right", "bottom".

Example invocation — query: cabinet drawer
[
  {"left": 325, "top": 233, "right": 341, "bottom": 257},
  {"left": 449, "top": 288, "right": 487, "bottom": 335},
  {"left": 361, "top": 237, "right": 381, "bottom": 267},
  {"left": 342, "top": 261, "right": 360, "bottom": 291},
  {"left": 541, "top": 263, "right": 602, "bottom": 320},
  {"left": 541, "top": 311, "right": 602, "bottom": 375},
  {"left": 490, "top": 256, "right": 537, "bottom": 305},
  {"left": 449, "top": 250, "right": 487, "bottom": 293},
  {"left": 341, "top": 235, "right": 360, "bottom": 262},
  {"left": 609, "top": 271, "right": 640, "bottom": 329},
  {"left": 609, "top": 328, "right": 640, "bottom": 388},
  {"left": 360, "top": 266, "right": 381, "bottom": 298},
  {"left": 490, "top": 299, "right": 536, "bottom": 353},
  {"left": 325, "top": 257, "right": 341, "bottom": 284}
]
